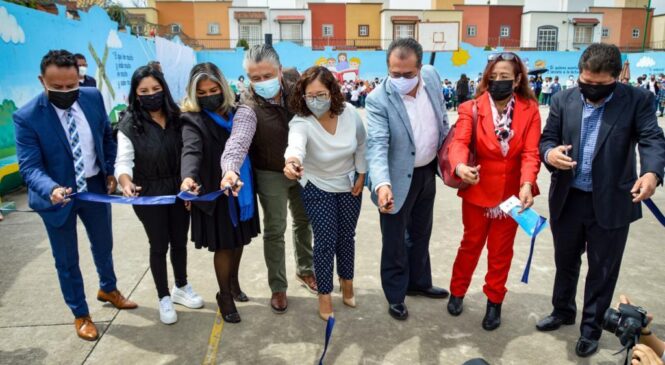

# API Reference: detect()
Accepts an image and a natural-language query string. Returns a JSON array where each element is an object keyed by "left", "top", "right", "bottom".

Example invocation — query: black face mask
[
  {"left": 198, "top": 93, "right": 224, "bottom": 112},
  {"left": 48, "top": 88, "right": 79, "bottom": 110},
  {"left": 578, "top": 80, "right": 616, "bottom": 103},
  {"left": 138, "top": 91, "right": 164, "bottom": 112},
  {"left": 488, "top": 79, "right": 514, "bottom": 101}
]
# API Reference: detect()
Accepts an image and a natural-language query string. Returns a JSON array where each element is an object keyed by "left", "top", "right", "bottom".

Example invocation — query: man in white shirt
[{"left": 365, "top": 38, "right": 450, "bottom": 321}]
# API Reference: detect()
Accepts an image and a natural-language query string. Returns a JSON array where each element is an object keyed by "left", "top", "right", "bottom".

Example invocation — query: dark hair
[
  {"left": 289, "top": 66, "right": 345, "bottom": 117},
  {"left": 125, "top": 65, "right": 181, "bottom": 134},
  {"left": 73, "top": 53, "right": 86, "bottom": 61},
  {"left": 40, "top": 49, "right": 78, "bottom": 75},
  {"left": 475, "top": 52, "right": 537, "bottom": 101},
  {"left": 386, "top": 38, "right": 423, "bottom": 67},
  {"left": 460, "top": 73, "right": 468, "bottom": 82},
  {"left": 578, "top": 43, "right": 622, "bottom": 78}
]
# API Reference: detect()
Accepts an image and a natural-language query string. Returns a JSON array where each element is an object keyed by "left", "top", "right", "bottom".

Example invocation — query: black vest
[{"left": 117, "top": 111, "right": 182, "bottom": 196}]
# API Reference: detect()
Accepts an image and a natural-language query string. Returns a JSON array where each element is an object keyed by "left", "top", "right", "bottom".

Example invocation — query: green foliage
[
  {"left": 483, "top": 45, "right": 493, "bottom": 51},
  {"left": 236, "top": 39, "right": 250, "bottom": 50},
  {"left": 106, "top": 4, "right": 128, "bottom": 28},
  {"left": 0, "top": 100, "right": 18, "bottom": 158}
]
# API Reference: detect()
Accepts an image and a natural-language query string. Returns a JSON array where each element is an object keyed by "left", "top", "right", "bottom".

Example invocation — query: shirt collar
[
  {"left": 580, "top": 93, "right": 613, "bottom": 109},
  {"left": 52, "top": 100, "right": 82, "bottom": 120}
]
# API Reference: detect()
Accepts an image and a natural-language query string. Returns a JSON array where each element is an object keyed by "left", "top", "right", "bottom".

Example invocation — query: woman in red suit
[{"left": 446, "top": 52, "right": 542, "bottom": 330}]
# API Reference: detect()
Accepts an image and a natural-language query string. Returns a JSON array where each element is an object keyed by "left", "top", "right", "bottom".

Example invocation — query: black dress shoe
[
  {"left": 388, "top": 303, "right": 409, "bottom": 320},
  {"left": 575, "top": 336, "right": 599, "bottom": 357},
  {"left": 216, "top": 292, "right": 241, "bottom": 323},
  {"left": 447, "top": 296, "right": 464, "bottom": 316},
  {"left": 482, "top": 300, "right": 502, "bottom": 331},
  {"left": 535, "top": 314, "right": 575, "bottom": 331},
  {"left": 406, "top": 286, "right": 450, "bottom": 299}
]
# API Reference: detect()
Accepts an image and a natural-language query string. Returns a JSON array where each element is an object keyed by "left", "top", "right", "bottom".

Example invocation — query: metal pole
[{"left": 642, "top": 0, "right": 652, "bottom": 52}]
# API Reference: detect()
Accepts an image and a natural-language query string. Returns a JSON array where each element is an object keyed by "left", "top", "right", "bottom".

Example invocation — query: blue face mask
[{"left": 252, "top": 77, "right": 281, "bottom": 99}]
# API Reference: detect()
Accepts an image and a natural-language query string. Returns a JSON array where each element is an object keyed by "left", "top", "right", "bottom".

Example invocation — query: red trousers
[{"left": 450, "top": 200, "right": 519, "bottom": 304}]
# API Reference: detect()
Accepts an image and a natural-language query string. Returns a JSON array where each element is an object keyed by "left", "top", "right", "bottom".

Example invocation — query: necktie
[{"left": 66, "top": 109, "right": 88, "bottom": 192}]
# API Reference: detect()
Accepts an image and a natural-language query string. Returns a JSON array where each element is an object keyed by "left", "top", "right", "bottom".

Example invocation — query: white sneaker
[
  {"left": 171, "top": 284, "right": 204, "bottom": 309},
  {"left": 159, "top": 296, "right": 178, "bottom": 325}
]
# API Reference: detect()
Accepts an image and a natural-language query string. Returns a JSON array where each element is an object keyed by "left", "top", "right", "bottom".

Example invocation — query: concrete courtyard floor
[{"left": 1, "top": 108, "right": 664, "bottom": 365}]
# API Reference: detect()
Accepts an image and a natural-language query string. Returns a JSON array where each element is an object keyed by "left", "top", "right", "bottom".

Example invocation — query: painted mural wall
[{"left": 0, "top": 0, "right": 195, "bottom": 195}]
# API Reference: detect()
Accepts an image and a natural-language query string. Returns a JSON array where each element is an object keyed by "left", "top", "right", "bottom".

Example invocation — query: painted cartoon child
[
  {"left": 326, "top": 57, "right": 337, "bottom": 72},
  {"left": 336, "top": 53, "right": 349, "bottom": 71},
  {"left": 349, "top": 57, "right": 361, "bottom": 70},
  {"left": 315, "top": 57, "right": 328, "bottom": 67}
]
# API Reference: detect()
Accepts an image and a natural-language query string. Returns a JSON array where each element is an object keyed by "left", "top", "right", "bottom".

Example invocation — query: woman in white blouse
[{"left": 283, "top": 66, "right": 367, "bottom": 320}]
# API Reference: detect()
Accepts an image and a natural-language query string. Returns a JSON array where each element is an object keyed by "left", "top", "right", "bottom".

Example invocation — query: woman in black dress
[{"left": 180, "top": 62, "right": 260, "bottom": 323}]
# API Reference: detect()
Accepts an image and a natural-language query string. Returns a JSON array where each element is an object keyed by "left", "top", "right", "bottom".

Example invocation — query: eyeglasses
[
  {"left": 303, "top": 93, "right": 330, "bottom": 103},
  {"left": 487, "top": 52, "right": 518, "bottom": 63}
]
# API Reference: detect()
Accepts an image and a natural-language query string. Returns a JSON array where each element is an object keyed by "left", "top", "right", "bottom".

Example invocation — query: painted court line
[{"left": 202, "top": 309, "right": 224, "bottom": 365}]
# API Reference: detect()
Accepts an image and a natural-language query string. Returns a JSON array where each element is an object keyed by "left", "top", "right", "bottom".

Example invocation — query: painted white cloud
[
  {"left": 637, "top": 56, "right": 656, "bottom": 68},
  {"left": 106, "top": 30, "right": 122, "bottom": 48},
  {"left": 0, "top": 6, "right": 26, "bottom": 44}
]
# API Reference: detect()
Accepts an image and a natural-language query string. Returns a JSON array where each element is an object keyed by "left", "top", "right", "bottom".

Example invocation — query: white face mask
[
  {"left": 389, "top": 75, "right": 419, "bottom": 95},
  {"left": 78, "top": 66, "right": 88, "bottom": 77}
]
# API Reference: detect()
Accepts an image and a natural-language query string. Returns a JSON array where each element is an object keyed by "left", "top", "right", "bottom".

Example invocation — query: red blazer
[{"left": 448, "top": 92, "right": 542, "bottom": 208}]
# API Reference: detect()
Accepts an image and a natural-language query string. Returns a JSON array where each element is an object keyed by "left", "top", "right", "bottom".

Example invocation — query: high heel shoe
[
  {"left": 318, "top": 294, "right": 334, "bottom": 321},
  {"left": 216, "top": 292, "right": 241, "bottom": 323},
  {"left": 338, "top": 278, "right": 356, "bottom": 308},
  {"left": 230, "top": 279, "right": 249, "bottom": 302}
]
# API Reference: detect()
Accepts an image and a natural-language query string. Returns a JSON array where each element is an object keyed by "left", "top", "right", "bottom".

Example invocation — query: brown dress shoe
[
  {"left": 75, "top": 316, "right": 98, "bottom": 341},
  {"left": 97, "top": 289, "right": 138, "bottom": 310},
  {"left": 296, "top": 274, "right": 318, "bottom": 295},
  {"left": 270, "top": 291, "right": 288, "bottom": 314}
]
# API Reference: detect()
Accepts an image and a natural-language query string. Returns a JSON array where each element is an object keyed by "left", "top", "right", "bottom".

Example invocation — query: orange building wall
[
  {"left": 309, "top": 3, "right": 346, "bottom": 48},
  {"left": 155, "top": 1, "right": 195, "bottom": 36},
  {"left": 454, "top": 5, "right": 490, "bottom": 48},
  {"left": 487, "top": 6, "right": 523, "bottom": 48},
  {"left": 592, "top": 7, "right": 653, "bottom": 50},
  {"left": 192, "top": 2, "right": 231, "bottom": 48}
]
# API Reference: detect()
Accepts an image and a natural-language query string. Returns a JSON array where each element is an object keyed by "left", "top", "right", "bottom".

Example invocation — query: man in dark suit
[
  {"left": 14, "top": 50, "right": 137, "bottom": 341},
  {"left": 537, "top": 43, "right": 665, "bottom": 357},
  {"left": 74, "top": 53, "right": 97, "bottom": 88}
]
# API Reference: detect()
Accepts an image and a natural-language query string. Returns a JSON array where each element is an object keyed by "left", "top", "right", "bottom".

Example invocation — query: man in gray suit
[{"left": 366, "top": 38, "right": 450, "bottom": 320}]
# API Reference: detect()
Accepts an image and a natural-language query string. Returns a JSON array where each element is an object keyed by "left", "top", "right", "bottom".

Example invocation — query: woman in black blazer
[{"left": 180, "top": 62, "right": 260, "bottom": 323}]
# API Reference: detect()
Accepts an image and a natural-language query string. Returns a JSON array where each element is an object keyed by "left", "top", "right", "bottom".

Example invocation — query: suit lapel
[
  {"left": 592, "top": 86, "right": 623, "bottom": 160},
  {"left": 386, "top": 83, "right": 415, "bottom": 145},
  {"left": 423, "top": 75, "right": 446, "bottom": 144},
  {"left": 40, "top": 93, "right": 73, "bottom": 158},
  {"left": 477, "top": 94, "right": 501, "bottom": 153},
  {"left": 565, "top": 90, "right": 583, "bottom": 164}
]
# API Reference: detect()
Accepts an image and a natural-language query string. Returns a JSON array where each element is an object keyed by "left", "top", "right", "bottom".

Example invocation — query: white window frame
[
  {"left": 536, "top": 25, "right": 558, "bottom": 51},
  {"left": 359, "top": 24, "right": 369, "bottom": 37},
  {"left": 633, "top": 28, "right": 640, "bottom": 38},
  {"left": 467, "top": 25, "right": 477, "bottom": 37},
  {"left": 602, "top": 27, "right": 609, "bottom": 37},
  {"left": 239, "top": 20, "right": 262, "bottom": 47},
  {"left": 280, "top": 22, "right": 303, "bottom": 45},
  {"left": 393, "top": 23, "right": 415, "bottom": 40},
  {"left": 171, "top": 23, "right": 181, "bottom": 34},
  {"left": 322, "top": 24, "right": 334, "bottom": 37},
  {"left": 573, "top": 25, "right": 594, "bottom": 45},
  {"left": 500, "top": 25, "right": 510, "bottom": 38},
  {"left": 208, "top": 22, "right": 220, "bottom": 35}
]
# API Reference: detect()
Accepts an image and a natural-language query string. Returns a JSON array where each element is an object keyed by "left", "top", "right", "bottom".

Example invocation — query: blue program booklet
[{"left": 499, "top": 196, "right": 548, "bottom": 237}]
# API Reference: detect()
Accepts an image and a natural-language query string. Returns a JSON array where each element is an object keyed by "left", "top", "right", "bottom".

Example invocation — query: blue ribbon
[
  {"left": 521, "top": 215, "right": 548, "bottom": 284},
  {"left": 30, "top": 189, "right": 241, "bottom": 228},
  {"left": 644, "top": 198, "right": 665, "bottom": 227},
  {"left": 318, "top": 316, "right": 335, "bottom": 365}
]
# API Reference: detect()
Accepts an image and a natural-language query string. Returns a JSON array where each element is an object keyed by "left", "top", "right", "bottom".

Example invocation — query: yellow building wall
[
  {"left": 614, "top": 0, "right": 649, "bottom": 7},
  {"left": 431, "top": 0, "right": 456, "bottom": 10},
  {"left": 652, "top": 15, "right": 665, "bottom": 48},
  {"left": 421, "top": 10, "right": 463, "bottom": 24},
  {"left": 125, "top": 8, "right": 159, "bottom": 25},
  {"left": 346, "top": 3, "right": 382, "bottom": 41}
]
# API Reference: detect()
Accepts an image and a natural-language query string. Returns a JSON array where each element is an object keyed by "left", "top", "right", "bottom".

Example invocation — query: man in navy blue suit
[{"left": 14, "top": 50, "right": 137, "bottom": 341}]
